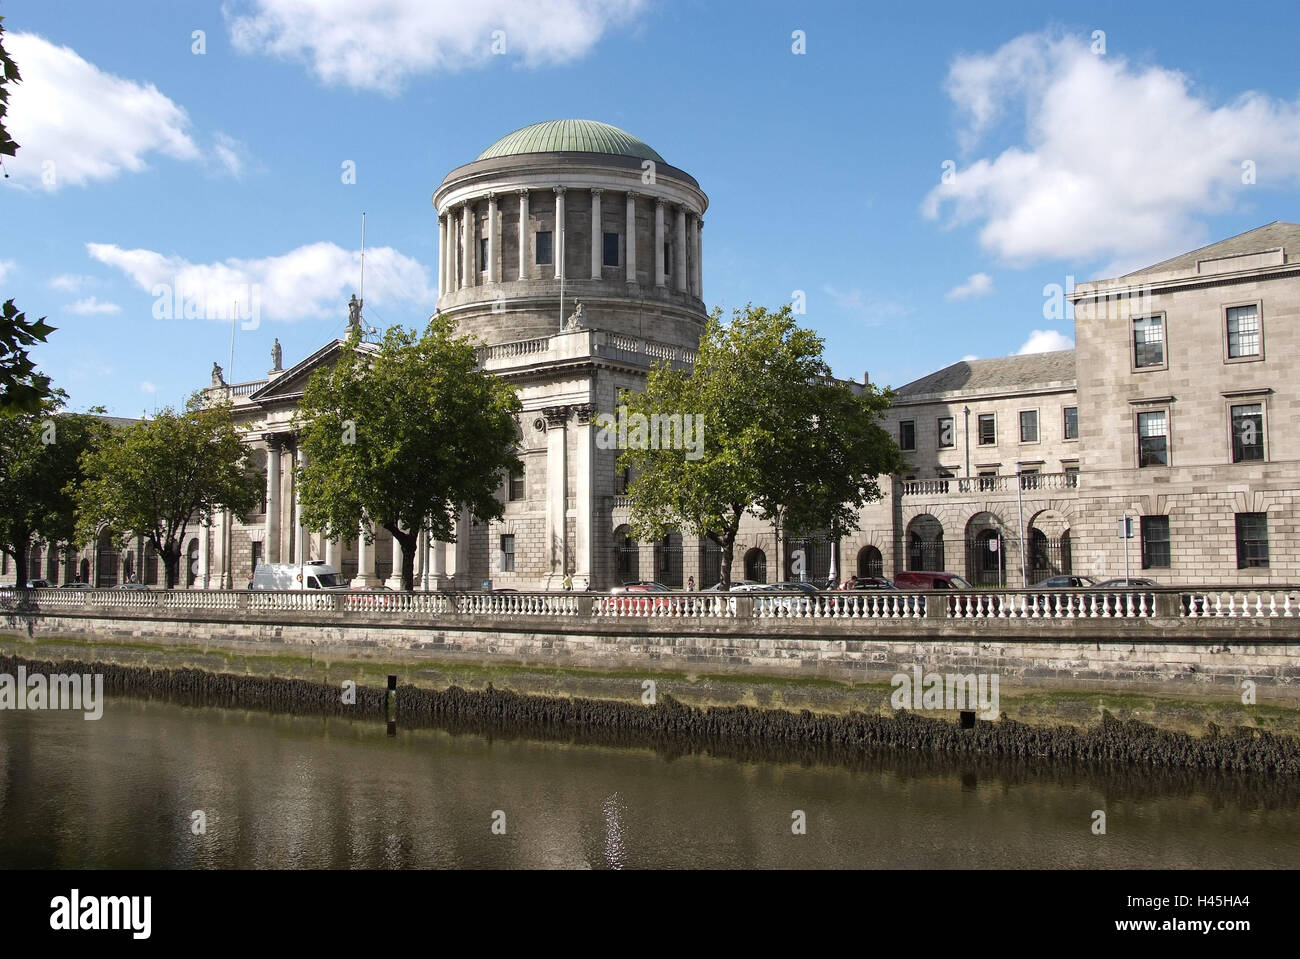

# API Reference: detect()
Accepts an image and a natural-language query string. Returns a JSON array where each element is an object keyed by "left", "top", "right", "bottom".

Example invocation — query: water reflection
[{"left": 0, "top": 696, "right": 1296, "bottom": 869}]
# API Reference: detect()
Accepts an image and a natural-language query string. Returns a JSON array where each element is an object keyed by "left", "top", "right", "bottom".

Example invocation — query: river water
[{"left": 0, "top": 696, "right": 1296, "bottom": 869}]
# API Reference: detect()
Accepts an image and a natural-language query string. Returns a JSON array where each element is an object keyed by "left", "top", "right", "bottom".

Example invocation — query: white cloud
[
  {"left": 212, "top": 132, "right": 246, "bottom": 178},
  {"left": 945, "top": 272, "right": 994, "bottom": 300},
  {"left": 49, "top": 273, "right": 93, "bottom": 292},
  {"left": 922, "top": 31, "right": 1300, "bottom": 270},
  {"left": 3, "top": 33, "right": 200, "bottom": 190},
  {"left": 86, "top": 240, "right": 436, "bottom": 322},
  {"left": 67, "top": 296, "right": 122, "bottom": 315},
  {"left": 140, "top": 381, "right": 158, "bottom": 394},
  {"left": 960, "top": 353, "right": 980, "bottom": 362},
  {"left": 0, "top": 260, "right": 14, "bottom": 284},
  {"left": 1017, "top": 329, "right": 1074, "bottom": 354},
  {"left": 226, "top": 0, "right": 647, "bottom": 93},
  {"left": 822, "top": 285, "right": 912, "bottom": 326}
]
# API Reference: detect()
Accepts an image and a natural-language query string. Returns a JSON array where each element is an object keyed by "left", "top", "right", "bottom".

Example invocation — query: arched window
[
  {"left": 614, "top": 526, "right": 639, "bottom": 583},
  {"left": 857, "top": 546, "right": 883, "bottom": 579},
  {"left": 744, "top": 548, "right": 767, "bottom": 583}
]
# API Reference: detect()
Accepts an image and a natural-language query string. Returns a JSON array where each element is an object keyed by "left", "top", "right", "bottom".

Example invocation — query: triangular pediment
[{"left": 248, "top": 338, "right": 377, "bottom": 404}]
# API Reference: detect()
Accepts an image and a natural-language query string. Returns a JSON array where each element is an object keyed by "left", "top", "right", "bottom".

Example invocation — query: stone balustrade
[{"left": 901, "top": 472, "right": 1080, "bottom": 497}]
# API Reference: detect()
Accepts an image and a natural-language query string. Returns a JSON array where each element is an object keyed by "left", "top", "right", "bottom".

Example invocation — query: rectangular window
[
  {"left": 977, "top": 414, "right": 995, "bottom": 445},
  {"left": 1235, "top": 513, "right": 1269, "bottom": 569},
  {"left": 1231, "top": 403, "right": 1264, "bottom": 462},
  {"left": 535, "top": 231, "right": 553, "bottom": 265},
  {"left": 1063, "top": 406, "right": 1078, "bottom": 440},
  {"left": 1138, "top": 411, "right": 1168, "bottom": 467},
  {"left": 1226, "top": 305, "right": 1261, "bottom": 358},
  {"left": 1140, "top": 516, "right": 1170, "bottom": 568},
  {"left": 937, "top": 416, "right": 955, "bottom": 449},
  {"left": 500, "top": 534, "right": 516, "bottom": 572},
  {"left": 603, "top": 232, "right": 619, "bottom": 267},
  {"left": 251, "top": 541, "right": 263, "bottom": 573},
  {"left": 479, "top": 236, "right": 489, "bottom": 271},
  {"left": 1133, "top": 316, "right": 1165, "bottom": 368},
  {"left": 1019, "top": 410, "right": 1038, "bottom": 443},
  {"left": 615, "top": 466, "right": 630, "bottom": 496},
  {"left": 508, "top": 466, "right": 525, "bottom": 501},
  {"left": 898, "top": 420, "right": 915, "bottom": 452}
]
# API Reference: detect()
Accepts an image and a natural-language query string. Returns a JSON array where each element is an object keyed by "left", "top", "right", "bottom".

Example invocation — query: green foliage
[
  {"left": 0, "top": 396, "right": 106, "bottom": 584},
  {"left": 0, "top": 299, "right": 56, "bottom": 416},
  {"left": 0, "top": 15, "right": 21, "bottom": 158},
  {"left": 76, "top": 395, "right": 261, "bottom": 588},
  {"left": 619, "top": 303, "right": 904, "bottom": 587},
  {"left": 295, "top": 319, "right": 522, "bottom": 590}
]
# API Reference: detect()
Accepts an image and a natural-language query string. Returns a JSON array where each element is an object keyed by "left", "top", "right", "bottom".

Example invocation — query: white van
[{"left": 251, "top": 561, "right": 348, "bottom": 591}]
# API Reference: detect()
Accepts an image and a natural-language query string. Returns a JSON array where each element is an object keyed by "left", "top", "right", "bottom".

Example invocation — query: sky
[{"left": 3, "top": 0, "right": 1300, "bottom": 417}]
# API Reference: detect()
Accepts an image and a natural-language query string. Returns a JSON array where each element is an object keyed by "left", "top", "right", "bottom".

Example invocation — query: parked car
[
  {"left": 59, "top": 582, "right": 92, "bottom": 589},
  {"left": 702, "top": 579, "right": 760, "bottom": 592},
  {"left": 604, "top": 581, "right": 671, "bottom": 614},
  {"left": 113, "top": 582, "right": 151, "bottom": 591},
  {"left": 25, "top": 579, "right": 51, "bottom": 589},
  {"left": 344, "top": 585, "right": 394, "bottom": 610},
  {"left": 1091, "top": 577, "right": 1159, "bottom": 615},
  {"left": 891, "top": 571, "right": 975, "bottom": 590},
  {"left": 252, "top": 561, "right": 348, "bottom": 591},
  {"left": 841, "top": 576, "right": 897, "bottom": 591},
  {"left": 1032, "top": 575, "right": 1098, "bottom": 589}
]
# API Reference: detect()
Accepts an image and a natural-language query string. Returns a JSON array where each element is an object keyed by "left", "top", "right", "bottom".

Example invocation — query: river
[{"left": 0, "top": 696, "right": 1296, "bottom": 868}]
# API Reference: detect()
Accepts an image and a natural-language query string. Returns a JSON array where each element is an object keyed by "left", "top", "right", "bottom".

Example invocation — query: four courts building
[{"left": 7, "top": 121, "right": 1298, "bottom": 590}]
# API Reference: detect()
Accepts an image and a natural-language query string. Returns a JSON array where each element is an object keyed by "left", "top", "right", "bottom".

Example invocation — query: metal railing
[{"left": 4, "top": 586, "right": 1299, "bottom": 623}]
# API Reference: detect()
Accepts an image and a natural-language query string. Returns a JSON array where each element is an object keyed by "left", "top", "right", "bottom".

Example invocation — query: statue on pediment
[
  {"left": 565, "top": 301, "right": 585, "bottom": 331},
  {"left": 348, "top": 294, "right": 363, "bottom": 330},
  {"left": 271, "top": 338, "right": 282, "bottom": 371},
  {"left": 211, "top": 362, "right": 225, "bottom": 387}
]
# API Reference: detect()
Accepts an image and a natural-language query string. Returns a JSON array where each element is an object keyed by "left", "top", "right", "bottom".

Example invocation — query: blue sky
[{"left": 3, "top": 0, "right": 1300, "bottom": 417}]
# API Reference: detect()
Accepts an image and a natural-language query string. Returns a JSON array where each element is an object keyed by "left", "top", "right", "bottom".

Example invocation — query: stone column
[
  {"left": 293, "top": 445, "right": 307, "bottom": 563},
  {"left": 454, "top": 507, "right": 471, "bottom": 588},
  {"left": 463, "top": 203, "right": 476, "bottom": 288},
  {"left": 264, "top": 435, "right": 281, "bottom": 563},
  {"left": 517, "top": 190, "right": 529, "bottom": 280},
  {"left": 654, "top": 199, "right": 666, "bottom": 287},
  {"left": 625, "top": 192, "right": 637, "bottom": 283},
  {"left": 325, "top": 535, "right": 337, "bottom": 570},
  {"left": 675, "top": 206, "right": 687, "bottom": 292},
  {"left": 432, "top": 534, "right": 447, "bottom": 587},
  {"left": 352, "top": 521, "right": 377, "bottom": 587},
  {"left": 543, "top": 406, "right": 570, "bottom": 583},
  {"left": 590, "top": 189, "right": 602, "bottom": 280},
  {"left": 437, "top": 214, "right": 447, "bottom": 295},
  {"left": 199, "top": 518, "right": 211, "bottom": 589},
  {"left": 418, "top": 528, "right": 429, "bottom": 591},
  {"left": 553, "top": 186, "right": 566, "bottom": 280},
  {"left": 386, "top": 529, "right": 405, "bottom": 590},
  {"left": 574, "top": 404, "right": 595, "bottom": 589},
  {"left": 487, "top": 193, "right": 498, "bottom": 284},
  {"left": 695, "top": 217, "right": 704, "bottom": 299}
]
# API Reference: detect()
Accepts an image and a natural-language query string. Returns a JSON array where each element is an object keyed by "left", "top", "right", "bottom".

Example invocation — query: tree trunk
[
  {"left": 719, "top": 530, "right": 736, "bottom": 590},
  {"left": 390, "top": 525, "right": 418, "bottom": 592},
  {"left": 13, "top": 534, "right": 30, "bottom": 588},
  {"left": 162, "top": 546, "right": 181, "bottom": 590}
]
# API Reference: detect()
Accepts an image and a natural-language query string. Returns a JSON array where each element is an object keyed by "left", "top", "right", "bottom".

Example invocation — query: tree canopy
[
  {"left": 294, "top": 319, "right": 522, "bottom": 590},
  {"left": 617, "top": 303, "right": 904, "bottom": 588},
  {"left": 0, "top": 397, "right": 106, "bottom": 585},
  {"left": 75, "top": 395, "right": 261, "bottom": 588}
]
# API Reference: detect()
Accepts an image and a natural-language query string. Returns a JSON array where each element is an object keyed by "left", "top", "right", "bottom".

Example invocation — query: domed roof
[{"left": 477, "top": 119, "right": 664, "bottom": 163}]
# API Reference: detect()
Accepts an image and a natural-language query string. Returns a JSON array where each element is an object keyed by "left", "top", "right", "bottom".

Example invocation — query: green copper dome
[{"left": 477, "top": 119, "right": 665, "bottom": 163}]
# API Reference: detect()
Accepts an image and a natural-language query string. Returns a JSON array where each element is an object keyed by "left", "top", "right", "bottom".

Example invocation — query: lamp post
[
  {"left": 1016, "top": 466, "right": 1027, "bottom": 587},
  {"left": 963, "top": 405, "right": 971, "bottom": 481}
]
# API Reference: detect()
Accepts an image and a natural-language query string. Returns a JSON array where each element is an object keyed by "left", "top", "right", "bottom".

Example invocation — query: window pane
[
  {"left": 978, "top": 414, "right": 995, "bottom": 445},
  {"left": 1138, "top": 411, "right": 1168, "bottom": 467},
  {"left": 1133, "top": 316, "right": 1164, "bottom": 368},
  {"left": 1227, "top": 305, "right": 1260, "bottom": 358},
  {"left": 603, "top": 232, "right": 619, "bottom": 267},
  {"left": 937, "top": 416, "right": 955, "bottom": 448},
  {"left": 501, "top": 534, "right": 515, "bottom": 572},
  {"left": 1235, "top": 512, "right": 1269, "bottom": 568},
  {"left": 1019, "top": 410, "right": 1038, "bottom": 443},
  {"left": 535, "top": 231, "right": 553, "bottom": 265},
  {"left": 479, "top": 237, "right": 488, "bottom": 270},
  {"left": 899, "top": 420, "right": 915, "bottom": 451},
  {"left": 1063, "top": 406, "right": 1078, "bottom": 440},
  {"left": 664, "top": 242, "right": 671, "bottom": 275},
  {"left": 1141, "top": 515, "right": 1170, "bottom": 568},
  {"left": 509, "top": 467, "right": 525, "bottom": 501},
  {"left": 1231, "top": 404, "right": 1264, "bottom": 462}
]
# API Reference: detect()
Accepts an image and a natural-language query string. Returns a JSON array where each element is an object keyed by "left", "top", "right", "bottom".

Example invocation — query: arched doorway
[
  {"left": 699, "top": 539, "right": 722, "bottom": 587},
  {"left": 96, "top": 529, "right": 119, "bottom": 587},
  {"left": 744, "top": 547, "right": 767, "bottom": 583},
  {"left": 786, "top": 536, "right": 831, "bottom": 583},
  {"left": 1027, "top": 509, "right": 1072, "bottom": 584},
  {"left": 964, "top": 512, "right": 1006, "bottom": 587},
  {"left": 613, "top": 526, "right": 639, "bottom": 584},
  {"left": 905, "top": 515, "right": 944, "bottom": 571},
  {"left": 27, "top": 544, "right": 42, "bottom": 583},
  {"left": 856, "top": 545, "right": 883, "bottom": 579},
  {"left": 79, "top": 557, "right": 90, "bottom": 584},
  {"left": 142, "top": 542, "right": 159, "bottom": 586},
  {"left": 46, "top": 548, "right": 59, "bottom": 583},
  {"left": 185, "top": 537, "right": 199, "bottom": 588},
  {"left": 654, "top": 531, "right": 683, "bottom": 588}
]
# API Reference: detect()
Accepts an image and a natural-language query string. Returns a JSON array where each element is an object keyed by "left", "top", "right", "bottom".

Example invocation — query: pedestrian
[
  {"left": 687, "top": 575, "right": 695, "bottom": 591},
  {"left": 562, "top": 573, "right": 573, "bottom": 591}
]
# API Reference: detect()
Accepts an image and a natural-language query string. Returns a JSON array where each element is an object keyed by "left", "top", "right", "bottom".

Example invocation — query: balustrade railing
[
  {"left": 2, "top": 586, "right": 1297, "bottom": 624},
  {"left": 901, "top": 472, "right": 1080, "bottom": 497}
]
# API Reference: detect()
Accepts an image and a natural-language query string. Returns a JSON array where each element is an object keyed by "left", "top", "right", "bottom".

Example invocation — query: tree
[
  {"left": 295, "top": 319, "right": 522, "bottom": 591},
  {"left": 76, "top": 395, "right": 261, "bottom": 589},
  {"left": 0, "top": 23, "right": 57, "bottom": 415},
  {"left": 0, "top": 397, "right": 106, "bottom": 586},
  {"left": 617, "top": 303, "right": 905, "bottom": 588}
]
